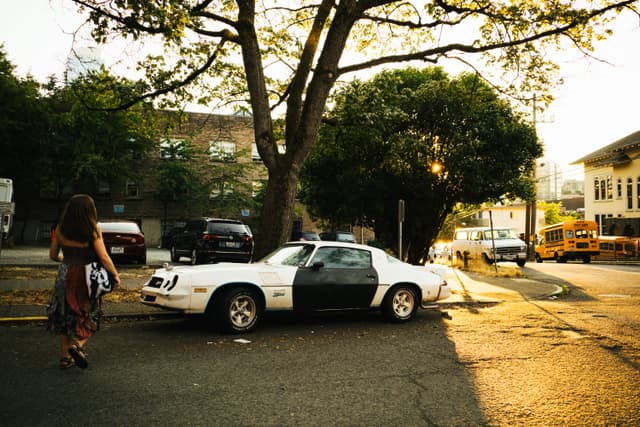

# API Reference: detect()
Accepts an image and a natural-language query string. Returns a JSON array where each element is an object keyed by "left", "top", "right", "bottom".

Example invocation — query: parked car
[
  {"left": 427, "top": 242, "right": 452, "bottom": 263},
  {"left": 160, "top": 224, "right": 185, "bottom": 249},
  {"left": 141, "top": 241, "right": 451, "bottom": 333},
  {"left": 169, "top": 218, "right": 253, "bottom": 265},
  {"left": 319, "top": 230, "right": 356, "bottom": 243},
  {"left": 452, "top": 226, "right": 527, "bottom": 267},
  {"left": 98, "top": 220, "right": 146, "bottom": 264},
  {"left": 290, "top": 230, "right": 321, "bottom": 241}
]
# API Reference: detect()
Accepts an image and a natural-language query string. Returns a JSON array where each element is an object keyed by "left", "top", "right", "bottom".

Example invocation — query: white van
[{"left": 452, "top": 226, "right": 527, "bottom": 267}]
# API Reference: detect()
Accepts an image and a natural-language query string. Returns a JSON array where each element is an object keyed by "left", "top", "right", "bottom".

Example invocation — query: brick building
[{"left": 13, "top": 111, "right": 268, "bottom": 246}]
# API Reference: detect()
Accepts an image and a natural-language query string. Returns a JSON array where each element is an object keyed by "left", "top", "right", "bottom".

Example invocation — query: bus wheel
[
  {"left": 557, "top": 255, "right": 567, "bottom": 263},
  {"left": 535, "top": 253, "right": 542, "bottom": 263},
  {"left": 583, "top": 255, "right": 591, "bottom": 264}
]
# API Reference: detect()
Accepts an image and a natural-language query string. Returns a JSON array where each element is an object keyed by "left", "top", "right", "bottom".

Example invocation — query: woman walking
[{"left": 47, "top": 194, "right": 120, "bottom": 369}]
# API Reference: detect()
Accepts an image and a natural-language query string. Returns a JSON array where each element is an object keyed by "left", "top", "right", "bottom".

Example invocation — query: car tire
[
  {"left": 382, "top": 285, "right": 418, "bottom": 323},
  {"left": 516, "top": 259, "right": 526, "bottom": 267},
  {"left": 170, "top": 245, "right": 180, "bottom": 262},
  {"left": 215, "top": 287, "right": 263, "bottom": 334},
  {"left": 139, "top": 254, "right": 147, "bottom": 265}
]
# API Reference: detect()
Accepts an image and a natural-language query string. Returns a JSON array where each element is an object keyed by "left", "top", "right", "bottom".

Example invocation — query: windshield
[
  {"left": 484, "top": 229, "right": 519, "bottom": 240},
  {"left": 207, "top": 221, "right": 250, "bottom": 235},
  {"left": 261, "top": 244, "right": 315, "bottom": 266}
]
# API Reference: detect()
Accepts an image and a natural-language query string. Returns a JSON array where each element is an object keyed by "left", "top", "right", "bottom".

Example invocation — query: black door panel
[{"left": 292, "top": 246, "right": 378, "bottom": 311}]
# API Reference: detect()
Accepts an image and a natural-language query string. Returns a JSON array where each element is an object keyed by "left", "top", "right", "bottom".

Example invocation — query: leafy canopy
[{"left": 300, "top": 67, "right": 542, "bottom": 263}]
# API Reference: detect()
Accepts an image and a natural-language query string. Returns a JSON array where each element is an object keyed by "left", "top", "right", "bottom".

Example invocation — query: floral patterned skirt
[{"left": 46, "top": 263, "right": 102, "bottom": 340}]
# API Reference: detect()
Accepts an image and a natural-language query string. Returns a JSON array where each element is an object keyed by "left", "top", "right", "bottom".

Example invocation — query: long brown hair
[{"left": 58, "top": 194, "right": 99, "bottom": 243}]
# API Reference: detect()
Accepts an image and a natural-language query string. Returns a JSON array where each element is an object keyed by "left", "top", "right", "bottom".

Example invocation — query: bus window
[{"left": 566, "top": 230, "right": 574, "bottom": 239}]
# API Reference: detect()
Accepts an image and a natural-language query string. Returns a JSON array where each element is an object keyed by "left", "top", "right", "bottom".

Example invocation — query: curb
[{"left": 0, "top": 310, "right": 182, "bottom": 324}]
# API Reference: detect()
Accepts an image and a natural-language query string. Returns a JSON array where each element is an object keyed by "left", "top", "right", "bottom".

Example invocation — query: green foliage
[
  {"left": 542, "top": 202, "right": 579, "bottom": 225},
  {"left": 0, "top": 51, "right": 159, "bottom": 209},
  {"left": 39, "top": 71, "right": 158, "bottom": 199},
  {"left": 0, "top": 46, "right": 47, "bottom": 201},
  {"left": 300, "top": 67, "right": 542, "bottom": 263}
]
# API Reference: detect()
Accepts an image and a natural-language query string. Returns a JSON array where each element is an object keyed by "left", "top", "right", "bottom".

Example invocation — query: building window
[
  {"left": 209, "top": 182, "right": 234, "bottom": 199},
  {"left": 125, "top": 180, "right": 140, "bottom": 199},
  {"left": 97, "top": 180, "right": 111, "bottom": 197},
  {"left": 594, "top": 178, "right": 600, "bottom": 201},
  {"left": 600, "top": 178, "right": 606, "bottom": 200},
  {"left": 617, "top": 178, "right": 622, "bottom": 198},
  {"left": 637, "top": 176, "right": 640, "bottom": 209},
  {"left": 160, "top": 138, "right": 187, "bottom": 159},
  {"left": 251, "top": 144, "right": 261, "bottom": 162},
  {"left": 209, "top": 141, "right": 236, "bottom": 162},
  {"left": 627, "top": 177, "right": 633, "bottom": 210},
  {"left": 606, "top": 175, "right": 613, "bottom": 200},
  {"left": 252, "top": 181, "right": 264, "bottom": 198}
]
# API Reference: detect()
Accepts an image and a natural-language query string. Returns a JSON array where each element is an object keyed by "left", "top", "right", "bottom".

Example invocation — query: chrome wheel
[
  {"left": 229, "top": 294, "right": 257, "bottom": 329},
  {"left": 383, "top": 285, "right": 418, "bottom": 322},
  {"left": 214, "top": 287, "right": 263, "bottom": 334}
]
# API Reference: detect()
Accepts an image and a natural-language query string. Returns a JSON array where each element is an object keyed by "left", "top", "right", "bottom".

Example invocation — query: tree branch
[
  {"left": 338, "top": 0, "right": 638, "bottom": 76},
  {"left": 109, "top": 42, "right": 227, "bottom": 111}
]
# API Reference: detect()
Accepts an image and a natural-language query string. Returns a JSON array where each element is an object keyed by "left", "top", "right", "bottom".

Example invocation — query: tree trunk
[{"left": 253, "top": 164, "right": 300, "bottom": 260}]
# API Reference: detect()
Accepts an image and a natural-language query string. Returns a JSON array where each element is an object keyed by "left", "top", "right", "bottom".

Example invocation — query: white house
[
  {"left": 457, "top": 204, "right": 545, "bottom": 236},
  {"left": 572, "top": 130, "right": 640, "bottom": 236}
]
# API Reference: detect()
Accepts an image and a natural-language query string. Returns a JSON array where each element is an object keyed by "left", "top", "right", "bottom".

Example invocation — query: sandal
[
  {"left": 59, "top": 356, "right": 75, "bottom": 369},
  {"left": 68, "top": 345, "right": 88, "bottom": 369}
]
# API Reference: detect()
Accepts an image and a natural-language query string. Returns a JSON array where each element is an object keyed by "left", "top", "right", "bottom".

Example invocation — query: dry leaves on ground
[
  {"left": 0, "top": 287, "right": 142, "bottom": 306},
  {"left": 0, "top": 266, "right": 150, "bottom": 305}
]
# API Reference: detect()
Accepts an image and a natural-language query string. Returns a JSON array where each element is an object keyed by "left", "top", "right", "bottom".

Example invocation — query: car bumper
[{"left": 140, "top": 286, "right": 192, "bottom": 312}]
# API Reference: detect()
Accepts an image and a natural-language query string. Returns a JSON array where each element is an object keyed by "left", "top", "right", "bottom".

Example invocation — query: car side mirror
[{"left": 311, "top": 261, "right": 324, "bottom": 271}]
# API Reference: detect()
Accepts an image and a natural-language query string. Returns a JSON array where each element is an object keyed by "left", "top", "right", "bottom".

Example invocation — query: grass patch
[{"left": 456, "top": 260, "right": 525, "bottom": 278}]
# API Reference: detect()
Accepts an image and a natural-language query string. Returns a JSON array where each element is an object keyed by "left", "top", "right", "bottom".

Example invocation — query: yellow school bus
[
  {"left": 535, "top": 220, "right": 599, "bottom": 263},
  {"left": 595, "top": 235, "right": 639, "bottom": 260}
]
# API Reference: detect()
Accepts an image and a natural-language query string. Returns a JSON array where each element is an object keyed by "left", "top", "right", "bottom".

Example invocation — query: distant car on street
[
  {"left": 290, "top": 230, "right": 321, "bottom": 241},
  {"left": 98, "top": 220, "right": 147, "bottom": 264},
  {"left": 319, "top": 230, "right": 356, "bottom": 243},
  {"left": 169, "top": 218, "right": 253, "bottom": 265},
  {"left": 427, "top": 242, "right": 452, "bottom": 263},
  {"left": 141, "top": 241, "right": 451, "bottom": 333},
  {"left": 452, "top": 227, "right": 527, "bottom": 267}
]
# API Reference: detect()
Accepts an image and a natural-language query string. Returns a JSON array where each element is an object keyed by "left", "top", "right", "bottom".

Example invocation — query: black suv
[
  {"left": 319, "top": 230, "right": 356, "bottom": 243},
  {"left": 170, "top": 218, "right": 253, "bottom": 264}
]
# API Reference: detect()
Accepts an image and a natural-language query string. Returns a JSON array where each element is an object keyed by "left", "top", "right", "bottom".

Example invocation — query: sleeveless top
[{"left": 61, "top": 244, "right": 93, "bottom": 266}]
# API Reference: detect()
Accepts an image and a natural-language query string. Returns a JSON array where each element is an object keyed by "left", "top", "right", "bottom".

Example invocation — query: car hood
[{"left": 153, "top": 262, "right": 294, "bottom": 285}]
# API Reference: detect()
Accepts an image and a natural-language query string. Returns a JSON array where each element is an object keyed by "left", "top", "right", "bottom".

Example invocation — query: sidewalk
[{"left": 1, "top": 246, "right": 564, "bottom": 322}]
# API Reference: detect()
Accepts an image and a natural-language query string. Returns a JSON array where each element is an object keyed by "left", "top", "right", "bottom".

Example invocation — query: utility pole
[{"left": 398, "top": 199, "right": 405, "bottom": 261}]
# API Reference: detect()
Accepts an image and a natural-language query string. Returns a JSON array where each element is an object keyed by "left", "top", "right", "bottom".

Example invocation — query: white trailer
[{"left": 0, "top": 178, "right": 14, "bottom": 241}]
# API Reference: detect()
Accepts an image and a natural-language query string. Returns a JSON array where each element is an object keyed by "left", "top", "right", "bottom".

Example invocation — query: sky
[{"left": 1, "top": 1, "right": 639, "bottom": 182}]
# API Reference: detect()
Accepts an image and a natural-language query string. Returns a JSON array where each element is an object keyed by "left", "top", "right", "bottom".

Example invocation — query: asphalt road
[{"left": 1, "top": 248, "right": 639, "bottom": 426}]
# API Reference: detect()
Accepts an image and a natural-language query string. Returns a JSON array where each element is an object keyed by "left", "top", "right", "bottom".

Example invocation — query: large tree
[
  {"left": 39, "top": 72, "right": 158, "bottom": 204},
  {"left": 68, "top": 0, "right": 638, "bottom": 258},
  {"left": 0, "top": 46, "right": 46, "bottom": 208},
  {"left": 300, "top": 67, "right": 541, "bottom": 263}
]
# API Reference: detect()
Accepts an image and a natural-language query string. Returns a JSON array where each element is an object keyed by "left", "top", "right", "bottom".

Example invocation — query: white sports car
[{"left": 141, "top": 241, "right": 450, "bottom": 333}]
